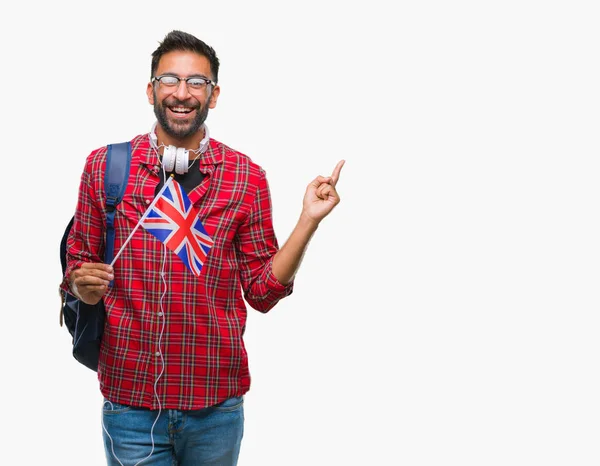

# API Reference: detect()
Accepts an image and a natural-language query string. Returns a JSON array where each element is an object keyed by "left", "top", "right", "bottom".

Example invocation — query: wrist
[{"left": 298, "top": 211, "right": 320, "bottom": 232}]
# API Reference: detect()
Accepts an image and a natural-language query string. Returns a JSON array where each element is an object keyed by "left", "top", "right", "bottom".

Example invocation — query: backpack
[{"left": 59, "top": 142, "right": 131, "bottom": 372}]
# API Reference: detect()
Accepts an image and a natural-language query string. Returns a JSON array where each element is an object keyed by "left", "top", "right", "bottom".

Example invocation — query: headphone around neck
[{"left": 149, "top": 122, "right": 210, "bottom": 175}]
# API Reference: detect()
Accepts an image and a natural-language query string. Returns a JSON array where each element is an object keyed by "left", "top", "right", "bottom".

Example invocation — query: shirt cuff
[
  {"left": 264, "top": 258, "right": 294, "bottom": 295},
  {"left": 59, "top": 260, "right": 85, "bottom": 295}
]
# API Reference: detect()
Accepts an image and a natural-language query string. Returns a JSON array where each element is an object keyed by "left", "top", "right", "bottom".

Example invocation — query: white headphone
[{"left": 149, "top": 122, "right": 210, "bottom": 175}]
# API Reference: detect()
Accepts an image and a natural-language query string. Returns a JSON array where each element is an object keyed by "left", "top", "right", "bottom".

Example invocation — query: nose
[{"left": 173, "top": 79, "right": 192, "bottom": 100}]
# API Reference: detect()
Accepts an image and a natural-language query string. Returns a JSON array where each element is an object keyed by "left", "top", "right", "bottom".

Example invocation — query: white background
[{"left": 1, "top": 0, "right": 600, "bottom": 465}]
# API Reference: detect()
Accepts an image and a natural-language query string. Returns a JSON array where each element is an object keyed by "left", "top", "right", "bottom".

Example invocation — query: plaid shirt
[{"left": 62, "top": 133, "right": 293, "bottom": 410}]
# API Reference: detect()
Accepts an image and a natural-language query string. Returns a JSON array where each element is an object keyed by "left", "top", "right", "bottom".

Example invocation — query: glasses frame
[{"left": 152, "top": 75, "right": 217, "bottom": 93}]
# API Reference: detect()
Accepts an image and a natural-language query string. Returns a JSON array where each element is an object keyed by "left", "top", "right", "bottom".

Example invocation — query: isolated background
[{"left": 2, "top": 1, "right": 600, "bottom": 465}]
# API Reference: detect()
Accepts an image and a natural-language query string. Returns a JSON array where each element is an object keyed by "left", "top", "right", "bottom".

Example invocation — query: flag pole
[{"left": 110, "top": 176, "right": 174, "bottom": 267}]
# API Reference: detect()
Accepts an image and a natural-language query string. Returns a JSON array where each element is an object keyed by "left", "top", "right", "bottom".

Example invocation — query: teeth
[{"left": 172, "top": 107, "right": 192, "bottom": 113}]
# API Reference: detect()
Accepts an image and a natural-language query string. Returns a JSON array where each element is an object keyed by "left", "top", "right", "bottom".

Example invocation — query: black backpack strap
[{"left": 104, "top": 142, "right": 131, "bottom": 264}]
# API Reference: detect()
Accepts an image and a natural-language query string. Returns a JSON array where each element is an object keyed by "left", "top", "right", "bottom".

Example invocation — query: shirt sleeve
[
  {"left": 59, "top": 155, "right": 106, "bottom": 293},
  {"left": 234, "top": 169, "right": 293, "bottom": 312}
]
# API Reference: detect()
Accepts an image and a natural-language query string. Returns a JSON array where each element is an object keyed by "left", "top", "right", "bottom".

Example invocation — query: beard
[{"left": 153, "top": 90, "right": 210, "bottom": 140}]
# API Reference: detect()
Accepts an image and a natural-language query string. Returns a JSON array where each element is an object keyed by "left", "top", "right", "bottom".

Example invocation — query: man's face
[{"left": 147, "top": 51, "right": 220, "bottom": 140}]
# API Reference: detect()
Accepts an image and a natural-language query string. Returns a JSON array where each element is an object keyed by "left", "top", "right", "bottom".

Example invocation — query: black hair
[{"left": 151, "top": 30, "right": 220, "bottom": 83}]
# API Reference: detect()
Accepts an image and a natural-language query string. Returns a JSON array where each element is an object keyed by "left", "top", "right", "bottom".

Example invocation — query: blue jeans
[{"left": 102, "top": 397, "right": 244, "bottom": 466}]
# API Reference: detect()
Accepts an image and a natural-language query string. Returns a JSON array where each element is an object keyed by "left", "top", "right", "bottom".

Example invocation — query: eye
[
  {"left": 186, "top": 78, "right": 207, "bottom": 89},
  {"left": 160, "top": 76, "right": 179, "bottom": 86}
]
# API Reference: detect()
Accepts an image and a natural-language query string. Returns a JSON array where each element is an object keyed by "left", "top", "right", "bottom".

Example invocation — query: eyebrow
[{"left": 159, "top": 73, "right": 210, "bottom": 80}]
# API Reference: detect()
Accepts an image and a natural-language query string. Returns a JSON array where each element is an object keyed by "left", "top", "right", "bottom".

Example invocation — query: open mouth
[{"left": 168, "top": 106, "right": 196, "bottom": 118}]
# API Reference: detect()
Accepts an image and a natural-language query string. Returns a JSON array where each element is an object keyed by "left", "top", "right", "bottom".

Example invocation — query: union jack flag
[{"left": 140, "top": 177, "right": 213, "bottom": 277}]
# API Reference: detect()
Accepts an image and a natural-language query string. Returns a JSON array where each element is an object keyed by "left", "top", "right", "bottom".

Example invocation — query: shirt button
[
  {"left": 155, "top": 351, "right": 160, "bottom": 357},
  {"left": 145, "top": 199, "right": 151, "bottom": 204},
  {"left": 157, "top": 312, "right": 163, "bottom": 317}
]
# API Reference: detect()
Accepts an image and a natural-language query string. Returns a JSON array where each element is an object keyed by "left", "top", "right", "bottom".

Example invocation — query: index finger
[
  {"left": 330, "top": 160, "right": 345, "bottom": 186},
  {"left": 80, "top": 262, "right": 114, "bottom": 274}
]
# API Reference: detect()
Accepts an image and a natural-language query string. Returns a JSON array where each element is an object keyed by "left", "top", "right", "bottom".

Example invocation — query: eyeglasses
[{"left": 152, "top": 75, "right": 216, "bottom": 94}]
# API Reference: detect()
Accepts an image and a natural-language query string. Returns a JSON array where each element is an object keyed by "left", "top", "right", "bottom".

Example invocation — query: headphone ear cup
[
  {"left": 175, "top": 147, "right": 189, "bottom": 175},
  {"left": 162, "top": 145, "right": 177, "bottom": 172}
]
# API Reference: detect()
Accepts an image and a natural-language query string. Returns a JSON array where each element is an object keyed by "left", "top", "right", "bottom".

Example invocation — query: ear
[
  {"left": 208, "top": 85, "right": 220, "bottom": 109},
  {"left": 146, "top": 82, "right": 155, "bottom": 105}
]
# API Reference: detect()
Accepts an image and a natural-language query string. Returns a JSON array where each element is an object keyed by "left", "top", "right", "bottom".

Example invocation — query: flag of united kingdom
[{"left": 141, "top": 177, "right": 213, "bottom": 277}]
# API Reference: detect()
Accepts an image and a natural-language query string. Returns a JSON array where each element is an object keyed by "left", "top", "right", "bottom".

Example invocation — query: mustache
[{"left": 164, "top": 98, "right": 200, "bottom": 109}]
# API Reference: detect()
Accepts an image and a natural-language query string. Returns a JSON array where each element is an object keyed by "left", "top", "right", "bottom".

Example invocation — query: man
[{"left": 61, "top": 30, "right": 343, "bottom": 465}]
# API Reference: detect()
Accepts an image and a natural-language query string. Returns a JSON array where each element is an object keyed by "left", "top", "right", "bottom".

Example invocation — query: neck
[{"left": 155, "top": 125, "right": 205, "bottom": 151}]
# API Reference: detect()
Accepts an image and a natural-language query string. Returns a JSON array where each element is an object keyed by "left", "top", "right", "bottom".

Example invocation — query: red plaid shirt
[{"left": 62, "top": 133, "right": 293, "bottom": 410}]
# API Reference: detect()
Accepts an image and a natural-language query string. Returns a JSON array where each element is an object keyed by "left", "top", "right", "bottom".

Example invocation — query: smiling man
[
  {"left": 61, "top": 30, "right": 344, "bottom": 466},
  {"left": 149, "top": 47, "right": 217, "bottom": 142}
]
